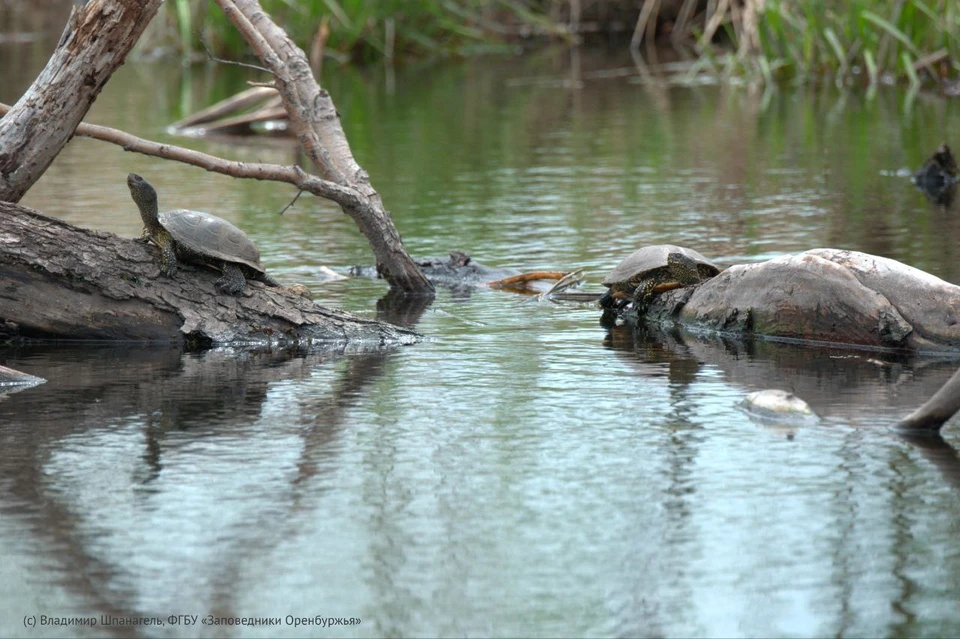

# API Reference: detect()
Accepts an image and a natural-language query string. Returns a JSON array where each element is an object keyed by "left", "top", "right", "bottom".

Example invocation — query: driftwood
[
  {"left": 169, "top": 87, "right": 287, "bottom": 136},
  {"left": 352, "top": 251, "right": 585, "bottom": 295},
  {"left": 0, "top": 201, "right": 418, "bottom": 347},
  {"left": 487, "top": 271, "right": 572, "bottom": 290},
  {"left": 169, "top": 86, "right": 279, "bottom": 130}
]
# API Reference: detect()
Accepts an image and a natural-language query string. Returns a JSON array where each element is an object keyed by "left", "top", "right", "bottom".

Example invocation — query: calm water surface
[{"left": 2, "top": 8, "right": 960, "bottom": 638}]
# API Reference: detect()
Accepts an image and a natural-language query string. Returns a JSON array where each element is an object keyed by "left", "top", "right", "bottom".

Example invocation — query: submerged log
[
  {"left": 352, "top": 251, "right": 582, "bottom": 295},
  {"left": 0, "top": 364, "right": 45, "bottom": 389},
  {"left": 0, "top": 201, "right": 418, "bottom": 348}
]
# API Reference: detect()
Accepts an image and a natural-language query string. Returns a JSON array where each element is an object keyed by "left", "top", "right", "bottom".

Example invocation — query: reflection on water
[{"left": 4, "top": 10, "right": 960, "bottom": 637}]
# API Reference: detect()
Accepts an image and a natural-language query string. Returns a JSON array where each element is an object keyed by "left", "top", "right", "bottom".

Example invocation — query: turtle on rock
[
  {"left": 599, "top": 245, "right": 720, "bottom": 317},
  {"left": 127, "top": 173, "right": 279, "bottom": 295}
]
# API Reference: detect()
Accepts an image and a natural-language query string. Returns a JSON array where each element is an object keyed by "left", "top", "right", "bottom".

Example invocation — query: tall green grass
[
  {"left": 747, "top": 0, "right": 959, "bottom": 86},
  {"left": 163, "top": 0, "right": 560, "bottom": 64},
  {"left": 151, "top": 0, "right": 959, "bottom": 88}
]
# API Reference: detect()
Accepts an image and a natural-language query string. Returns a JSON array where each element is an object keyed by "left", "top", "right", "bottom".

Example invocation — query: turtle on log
[
  {"left": 127, "top": 173, "right": 279, "bottom": 295},
  {"left": 599, "top": 245, "right": 720, "bottom": 316}
]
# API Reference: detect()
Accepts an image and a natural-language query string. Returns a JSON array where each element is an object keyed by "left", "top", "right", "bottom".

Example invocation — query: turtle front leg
[
  {"left": 216, "top": 263, "right": 247, "bottom": 296},
  {"left": 157, "top": 235, "right": 179, "bottom": 278},
  {"left": 631, "top": 280, "right": 657, "bottom": 317}
]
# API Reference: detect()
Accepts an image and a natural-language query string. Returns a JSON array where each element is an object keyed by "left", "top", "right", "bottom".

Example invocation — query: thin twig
[
  {"left": 672, "top": 0, "right": 698, "bottom": 46},
  {"left": 278, "top": 188, "right": 304, "bottom": 215},
  {"left": 199, "top": 35, "right": 271, "bottom": 74}
]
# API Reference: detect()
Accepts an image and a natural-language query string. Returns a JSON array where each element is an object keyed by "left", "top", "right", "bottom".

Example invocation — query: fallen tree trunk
[{"left": 0, "top": 201, "right": 419, "bottom": 347}]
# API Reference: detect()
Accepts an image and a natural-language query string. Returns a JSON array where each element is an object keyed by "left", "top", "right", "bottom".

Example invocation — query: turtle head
[
  {"left": 127, "top": 173, "right": 160, "bottom": 227},
  {"left": 667, "top": 251, "right": 702, "bottom": 285},
  {"left": 934, "top": 143, "right": 958, "bottom": 175}
]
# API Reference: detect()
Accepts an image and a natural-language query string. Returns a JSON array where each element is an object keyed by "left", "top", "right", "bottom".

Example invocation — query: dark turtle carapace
[
  {"left": 914, "top": 143, "right": 958, "bottom": 207},
  {"left": 127, "top": 173, "right": 278, "bottom": 295},
  {"left": 599, "top": 245, "right": 720, "bottom": 316}
]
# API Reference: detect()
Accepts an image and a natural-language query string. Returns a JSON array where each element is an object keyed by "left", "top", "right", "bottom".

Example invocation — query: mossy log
[{"left": 0, "top": 201, "right": 418, "bottom": 348}]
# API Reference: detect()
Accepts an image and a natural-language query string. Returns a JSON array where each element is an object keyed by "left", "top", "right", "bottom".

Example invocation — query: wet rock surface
[{"left": 620, "top": 248, "right": 960, "bottom": 352}]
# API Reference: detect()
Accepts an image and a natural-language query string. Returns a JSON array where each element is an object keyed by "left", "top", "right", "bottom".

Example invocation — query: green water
[{"left": 3, "top": 9, "right": 960, "bottom": 638}]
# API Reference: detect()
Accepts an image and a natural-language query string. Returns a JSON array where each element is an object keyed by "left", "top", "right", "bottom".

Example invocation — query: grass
[
  {"left": 156, "top": 0, "right": 562, "bottom": 65},
  {"left": 149, "top": 1, "right": 959, "bottom": 88},
  {"left": 721, "top": 0, "right": 959, "bottom": 87}
]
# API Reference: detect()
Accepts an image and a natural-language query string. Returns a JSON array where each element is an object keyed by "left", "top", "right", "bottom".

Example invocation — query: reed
[
  {"left": 745, "top": 0, "right": 958, "bottom": 86},
  {"left": 161, "top": 0, "right": 551, "bottom": 64},
  {"left": 152, "top": 0, "right": 958, "bottom": 88}
]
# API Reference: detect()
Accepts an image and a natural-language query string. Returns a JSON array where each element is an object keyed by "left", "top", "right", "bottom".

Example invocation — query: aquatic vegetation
[
  {"left": 152, "top": 0, "right": 558, "bottom": 64},
  {"left": 147, "top": 0, "right": 958, "bottom": 87},
  {"left": 746, "top": 0, "right": 959, "bottom": 87}
]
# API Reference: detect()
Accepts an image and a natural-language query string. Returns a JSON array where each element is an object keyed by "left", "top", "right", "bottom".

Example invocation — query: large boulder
[{"left": 646, "top": 249, "right": 960, "bottom": 351}]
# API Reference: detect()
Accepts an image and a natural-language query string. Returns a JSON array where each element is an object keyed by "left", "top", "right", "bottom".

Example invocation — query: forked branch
[{"left": 210, "top": 0, "right": 433, "bottom": 294}]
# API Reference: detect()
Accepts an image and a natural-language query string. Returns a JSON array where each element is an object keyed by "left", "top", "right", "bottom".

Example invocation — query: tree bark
[
  {"left": 0, "top": 0, "right": 163, "bottom": 202},
  {"left": 0, "top": 201, "right": 419, "bottom": 347}
]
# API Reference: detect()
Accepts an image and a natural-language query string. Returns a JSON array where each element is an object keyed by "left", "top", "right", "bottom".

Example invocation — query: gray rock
[{"left": 671, "top": 249, "right": 960, "bottom": 352}]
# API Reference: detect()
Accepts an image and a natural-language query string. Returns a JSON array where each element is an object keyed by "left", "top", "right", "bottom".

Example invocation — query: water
[{"left": 3, "top": 8, "right": 960, "bottom": 637}]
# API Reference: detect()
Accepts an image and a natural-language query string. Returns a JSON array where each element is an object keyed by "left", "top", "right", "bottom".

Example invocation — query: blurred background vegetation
[{"left": 137, "top": 0, "right": 958, "bottom": 89}]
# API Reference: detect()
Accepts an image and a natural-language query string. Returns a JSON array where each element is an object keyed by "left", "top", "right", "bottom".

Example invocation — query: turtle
[
  {"left": 914, "top": 142, "right": 958, "bottom": 192},
  {"left": 598, "top": 245, "right": 721, "bottom": 316},
  {"left": 127, "top": 173, "right": 279, "bottom": 295},
  {"left": 914, "top": 143, "right": 958, "bottom": 206}
]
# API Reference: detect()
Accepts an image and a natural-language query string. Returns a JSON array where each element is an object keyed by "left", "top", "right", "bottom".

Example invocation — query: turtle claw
[{"left": 215, "top": 279, "right": 244, "bottom": 296}]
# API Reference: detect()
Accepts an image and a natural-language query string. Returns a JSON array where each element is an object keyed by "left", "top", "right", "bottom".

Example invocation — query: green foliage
[
  {"left": 752, "top": 0, "right": 959, "bottom": 86},
  {"left": 167, "top": 0, "right": 546, "bottom": 64},
  {"left": 155, "top": 0, "right": 959, "bottom": 88}
]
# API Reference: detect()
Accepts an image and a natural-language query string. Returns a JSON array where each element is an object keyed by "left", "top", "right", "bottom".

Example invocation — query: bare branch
[
  {"left": 208, "top": 0, "right": 433, "bottom": 293},
  {"left": 199, "top": 35, "right": 271, "bottom": 74},
  {"left": 0, "top": 102, "right": 362, "bottom": 209},
  {"left": 214, "top": 0, "right": 347, "bottom": 185},
  {"left": 278, "top": 188, "right": 304, "bottom": 215}
]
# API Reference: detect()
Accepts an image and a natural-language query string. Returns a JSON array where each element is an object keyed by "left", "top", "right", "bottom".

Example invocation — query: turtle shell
[
  {"left": 602, "top": 244, "right": 719, "bottom": 289},
  {"left": 159, "top": 209, "right": 265, "bottom": 274}
]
